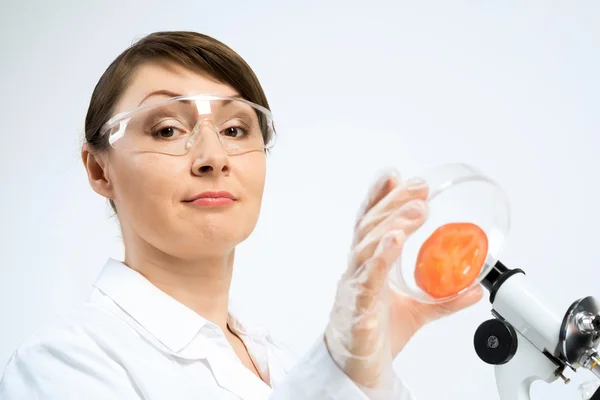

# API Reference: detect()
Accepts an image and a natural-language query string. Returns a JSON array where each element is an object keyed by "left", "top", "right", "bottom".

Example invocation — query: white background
[{"left": 1, "top": 1, "right": 599, "bottom": 399}]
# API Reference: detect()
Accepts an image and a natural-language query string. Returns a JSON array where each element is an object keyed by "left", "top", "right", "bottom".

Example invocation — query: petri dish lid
[
  {"left": 579, "top": 380, "right": 600, "bottom": 400},
  {"left": 389, "top": 162, "right": 511, "bottom": 304}
]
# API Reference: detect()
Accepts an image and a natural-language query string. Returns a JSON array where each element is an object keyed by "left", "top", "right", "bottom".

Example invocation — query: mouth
[{"left": 184, "top": 191, "right": 237, "bottom": 207}]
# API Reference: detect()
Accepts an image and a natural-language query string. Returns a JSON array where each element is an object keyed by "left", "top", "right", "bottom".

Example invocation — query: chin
[
  {"left": 194, "top": 208, "right": 257, "bottom": 236},
  {"left": 165, "top": 206, "right": 258, "bottom": 254}
]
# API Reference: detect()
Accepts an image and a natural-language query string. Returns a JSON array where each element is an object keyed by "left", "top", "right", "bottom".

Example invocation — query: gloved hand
[{"left": 324, "top": 168, "right": 483, "bottom": 395}]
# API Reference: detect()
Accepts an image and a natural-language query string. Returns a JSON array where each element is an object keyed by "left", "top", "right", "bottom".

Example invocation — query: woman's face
[{"left": 92, "top": 62, "right": 267, "bottom": 259}]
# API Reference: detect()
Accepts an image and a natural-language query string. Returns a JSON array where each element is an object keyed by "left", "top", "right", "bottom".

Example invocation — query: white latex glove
[{"left": 324, "top": 168, "right": 483, "bottom": 396}]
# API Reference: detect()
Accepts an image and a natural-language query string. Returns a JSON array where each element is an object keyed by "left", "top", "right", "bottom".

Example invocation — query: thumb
[{"left": 416, "top": 285, "right": 484, "bottom": 324}]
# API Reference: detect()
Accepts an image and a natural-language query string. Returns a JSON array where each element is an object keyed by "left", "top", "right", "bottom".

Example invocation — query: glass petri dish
[
  {"left": 579, "top": 380, "right": 600, "bottom": 400},
  {"left": 389, "top": 163, "right": 511, "bottom": 304}
]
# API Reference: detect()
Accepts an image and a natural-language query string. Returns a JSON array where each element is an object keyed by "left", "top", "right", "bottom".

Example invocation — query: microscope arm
[{"left": 495, "top": 330, "right": 561, "bottom": 400}]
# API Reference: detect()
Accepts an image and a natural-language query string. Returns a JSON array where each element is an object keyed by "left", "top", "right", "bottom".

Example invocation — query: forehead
[{"left": 114, "top": 61, "right": 239, "bottom": 114}]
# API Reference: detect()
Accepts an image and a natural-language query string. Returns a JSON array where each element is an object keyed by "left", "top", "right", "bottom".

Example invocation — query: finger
[
  {"left": 368, "top": 176, "right": 428, "bottom": 219},
  {"left": 438, "top": 285, "right": 484, "bottom": 315},
  {"left": 351, "top": 230, "right": 407, "bottom": 322},
  {"left": 350, "top": 199, "right": 428, "bottom": 271},
  {"left": 360, "top": 230, "right": 406, "bottom": 295},
  {"left": 354, "top": 168, "right": 401, "bottom": 229},
  {"left": 355, "top": 177, "right": 429, "bottom": 244},
  {"left": 411, "top": 284, "right": 484, "bottom": 325}
]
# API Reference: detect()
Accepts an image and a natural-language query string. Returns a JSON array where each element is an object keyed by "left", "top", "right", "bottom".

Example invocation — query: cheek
[
  {"left": 231, "top": 154, "right": 266, "bottom": 241},
  {"left": 239, "top": 153, "right": 266, "bottom": 204},
  {"left": 110, "top": 153, "right": 183, "bottom": 219}
]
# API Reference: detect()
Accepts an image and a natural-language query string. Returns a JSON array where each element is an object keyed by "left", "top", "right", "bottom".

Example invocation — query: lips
[
  {"left": 186, "top": 191, "right": 236, "bottom": 201},
  {"left": 184, "top": 191, "right": 237, "bottom": 206}
]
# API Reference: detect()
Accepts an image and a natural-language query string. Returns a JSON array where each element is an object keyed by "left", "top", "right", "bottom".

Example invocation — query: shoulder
[
  {"left": 0, "top": 302, "right": 140, "bottom": 399},
  {"left": 7, "top": 299, "right": 130, "bottom": 359}
]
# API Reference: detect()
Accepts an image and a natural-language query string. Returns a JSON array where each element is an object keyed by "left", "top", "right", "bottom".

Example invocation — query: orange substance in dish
[{"left": 414, "top": 222, "right": 488, "bottom": 299}]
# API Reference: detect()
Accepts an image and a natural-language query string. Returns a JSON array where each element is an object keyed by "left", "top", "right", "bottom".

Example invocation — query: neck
[{"left": 122, "top": 234, "right": 235, "bottom": 334}]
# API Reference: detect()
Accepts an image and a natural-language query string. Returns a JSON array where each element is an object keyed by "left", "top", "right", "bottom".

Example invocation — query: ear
[{"left": 82, "top": 143, "right": 114, "bottom": 201}]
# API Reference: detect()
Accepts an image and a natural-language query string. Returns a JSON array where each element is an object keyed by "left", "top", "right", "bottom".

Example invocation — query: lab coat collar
[
  {"left": 92, "top": 258, "right": 269, "bottom": 354},
  {"left": 227, "top": 298, "right": 270, "bottom": 340}
]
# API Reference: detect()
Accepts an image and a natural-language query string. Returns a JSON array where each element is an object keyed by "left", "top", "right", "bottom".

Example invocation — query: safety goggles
[{"left": 99, "top": 94, "right": 276, "bottom": 156}]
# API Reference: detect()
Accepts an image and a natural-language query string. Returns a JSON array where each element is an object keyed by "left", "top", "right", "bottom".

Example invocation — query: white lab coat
[{"left": 0, "top": 259, "right": 415, "bottom": 399}]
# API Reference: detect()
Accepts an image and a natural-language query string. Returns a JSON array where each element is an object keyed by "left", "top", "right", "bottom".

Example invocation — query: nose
[{"left": 190, "top": 123, "right": 230, "bottom": 177}]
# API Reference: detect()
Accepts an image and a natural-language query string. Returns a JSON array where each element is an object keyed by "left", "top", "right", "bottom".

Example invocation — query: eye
[
  {"left": 151, "top": 123, "right": 186, "bottom": 140},
  {"left": 221, "top": 126, "right": 247, "bottom": 138},
  {"left": 154, "top": 126, "right": 179, "bottom": 138}
]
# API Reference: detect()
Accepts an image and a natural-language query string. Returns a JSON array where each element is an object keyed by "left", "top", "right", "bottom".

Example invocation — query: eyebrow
[
  {"left": 221, "top": 95, "right": 244, "bottom": 106},
  {"left": 138, "top": 90, "right": 244, "bottom": 106},
  {"left": 138, "top": 90, "right": 183, "bottom": 106}
]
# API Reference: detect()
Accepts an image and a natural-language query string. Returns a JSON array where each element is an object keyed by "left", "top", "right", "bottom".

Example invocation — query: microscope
[{"left": 474, "top": 260, "right": 600, "bottom": 399}]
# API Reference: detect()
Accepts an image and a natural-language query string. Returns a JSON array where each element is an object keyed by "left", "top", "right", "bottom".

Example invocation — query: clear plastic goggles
[{"left": 99, "top": 94, "right": 276, "bottom": 156}]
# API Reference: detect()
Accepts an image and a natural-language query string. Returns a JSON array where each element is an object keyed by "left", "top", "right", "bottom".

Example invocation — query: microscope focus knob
[{"left": 474, "top": 319, "right": 518, "bottom": 365}]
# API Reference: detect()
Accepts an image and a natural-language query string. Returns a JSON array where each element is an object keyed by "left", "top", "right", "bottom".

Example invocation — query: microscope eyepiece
[
  {"left": 481, "top": 260, "right": 508, "bottom": 290},
  {"left": 482, "top": 260, "right": 526, "bottom": 303}
]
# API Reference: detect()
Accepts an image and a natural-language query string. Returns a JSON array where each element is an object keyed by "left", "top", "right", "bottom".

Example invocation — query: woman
[{"left": 0, "top": 31, "right": 482, "bottom": 399}]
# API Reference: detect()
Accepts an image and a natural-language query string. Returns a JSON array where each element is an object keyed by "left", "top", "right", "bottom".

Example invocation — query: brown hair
[{"left": 84, "top": 31, "right": 271, "bottom": 212}]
